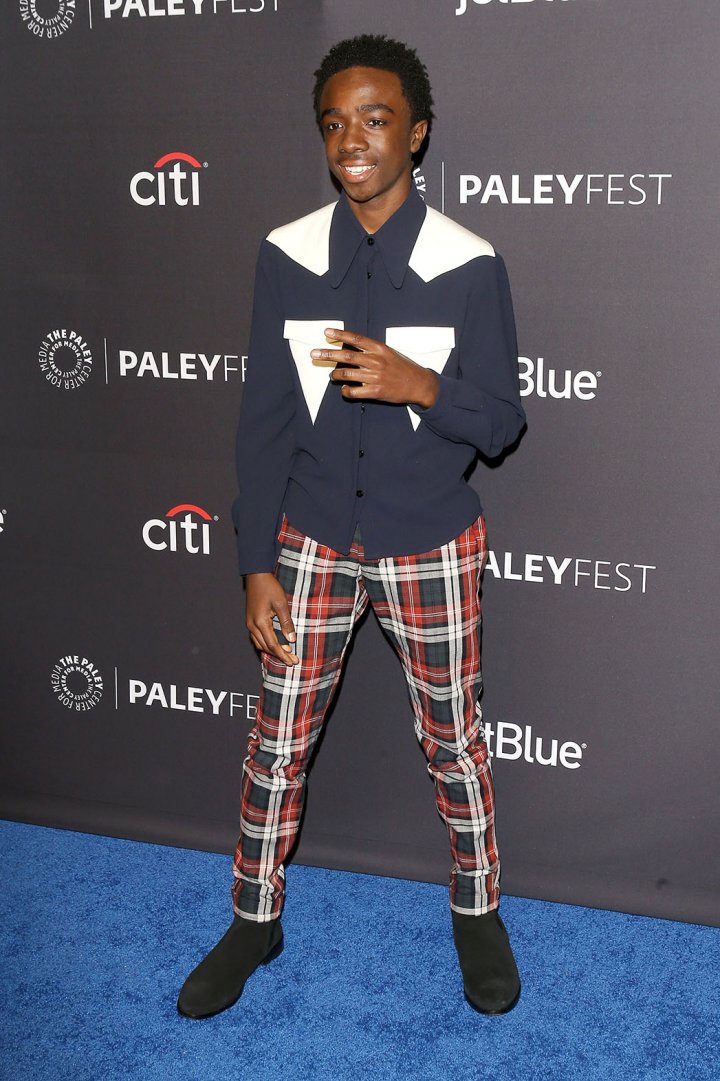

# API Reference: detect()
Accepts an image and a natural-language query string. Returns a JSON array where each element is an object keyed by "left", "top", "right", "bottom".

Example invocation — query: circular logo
[
  {"left": 51, "top": 656, "right": 104, "bottom": 711},
  {"left": 38, "top": 329, "right": 92, "bottom": 389},
  {"left": 19, "top": 0, "right": 76, "bottom": 38}
]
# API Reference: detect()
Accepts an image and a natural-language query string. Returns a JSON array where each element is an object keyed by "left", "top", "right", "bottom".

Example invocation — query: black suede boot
[
  {"left": 177, "top": 914, "right": 283, "bottom": 1019},
  {"left": 451, "top": 909, "right": 521, "bottom": 1014}
]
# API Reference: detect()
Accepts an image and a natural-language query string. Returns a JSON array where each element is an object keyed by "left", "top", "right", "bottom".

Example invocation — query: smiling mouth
[{"left": 338, "top": 163, "right": 377, "bottom": 182}]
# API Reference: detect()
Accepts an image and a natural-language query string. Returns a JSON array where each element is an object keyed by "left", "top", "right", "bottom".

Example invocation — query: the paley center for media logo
[
  {"left": 38, "top": 329, "right": 93, "bottom": 389},
  {"left": 36, "top": 329, "right": 244, "bottom": 388},
  {"left": 130, "top": 152, "right": 206, "bottom": 206},
  {"left": 49, "top": 654, "right": 260, "bottom": 718},
  {"left": 19, "top": 0, "right": 76, "bottom": 38},
  {"left": 51, "top": 655, "right": 104, "bottom": 711},
  {"left": 20, "top": 0, "right": 278, "bottom": 40},
  {"left": 142, "top": 503, "right": 218, "bottom": 555}
]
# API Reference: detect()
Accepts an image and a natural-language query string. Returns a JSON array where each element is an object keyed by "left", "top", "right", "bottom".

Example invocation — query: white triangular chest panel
[
  {"left": 284, "top": 319, "right": 344, "bottom": 423},
  {"left": 267, "top": 202, "right": 338, "bottom": 276},
  {"left": 408, "top": 207, "right": 495, "bottom": 282},
  {"left": 385, "top": 325, "right": 456, "bottom": 430}
]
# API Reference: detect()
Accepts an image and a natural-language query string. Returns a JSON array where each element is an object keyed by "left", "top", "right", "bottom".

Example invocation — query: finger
[
  {"left": 329, "top": 366, "right": 376, "bottom": 383},
  {"left": 324, "top": 350, "right": 385, "bottom": 370},
  {"left": 266, "top": 611, "right": 299, "bottom": 661},
  {"left": 273, "top": 599, "right": 297, "bottom": 644},
  {"left": 323, "top": 328, "right": 381, "bottom": 352},
  {"left": 311, "top": 348, "right": 364, "bottom": 363},
  {"left": 249, "top": 631, "right": 295, "bottom": 666},
  {"left": 341, "top": 383, "right": 382, "bottom": 400},
  {"left": 253, "top": 618, "right": 299, "bottom": 666}
]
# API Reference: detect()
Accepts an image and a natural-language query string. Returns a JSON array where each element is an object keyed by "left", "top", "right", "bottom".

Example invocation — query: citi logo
[
  {"left": 484, "top": 721, "right": 585, "bottom": 770},
  {"left": 130, "top": 152, "right": 205, "bottom": 206},
  {"left": 519, "top": 357, "right": 600, "bottom": 400},
  {"left": 142, "top": 503, "right": 218, "bottom": 555},
  {"left": 457, "top": 0, "right": 577, "bottom": 12}
]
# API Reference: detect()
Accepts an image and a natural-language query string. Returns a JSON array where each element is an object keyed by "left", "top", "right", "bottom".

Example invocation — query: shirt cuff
[
  {"left": 408, "top": 372, "right": 453, "bottom": 423},
  {"left": 236, "top": 543, "right": 279, "bottom": 577}
]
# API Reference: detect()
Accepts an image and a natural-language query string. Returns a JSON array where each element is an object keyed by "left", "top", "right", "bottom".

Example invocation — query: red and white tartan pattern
[{"left": 231, "top": 515, "right": 500, "bottom": 921}]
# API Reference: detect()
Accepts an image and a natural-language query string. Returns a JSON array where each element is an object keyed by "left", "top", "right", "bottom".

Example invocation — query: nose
[{"left": 339, "top": 119, "right": 369, "bottom": 155}]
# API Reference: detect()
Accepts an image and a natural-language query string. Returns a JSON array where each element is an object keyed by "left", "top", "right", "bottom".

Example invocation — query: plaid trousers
[{"left": 231, "top": 514, "right": 500, "bottom": 921}]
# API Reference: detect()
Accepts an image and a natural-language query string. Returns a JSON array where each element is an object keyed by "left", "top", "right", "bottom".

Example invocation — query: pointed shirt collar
[{"left": 328, "top": 184, "right": 427, "bottom": 290}]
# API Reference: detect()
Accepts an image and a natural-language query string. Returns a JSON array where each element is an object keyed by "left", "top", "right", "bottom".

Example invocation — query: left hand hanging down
[{"left": 311, "top": 328, "right": 439, "bottom": 409}]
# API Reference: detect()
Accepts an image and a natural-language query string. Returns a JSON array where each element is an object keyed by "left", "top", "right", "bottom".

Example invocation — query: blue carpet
[{"left": 0, "top": 820, "right": 718, "bottom": 1081}]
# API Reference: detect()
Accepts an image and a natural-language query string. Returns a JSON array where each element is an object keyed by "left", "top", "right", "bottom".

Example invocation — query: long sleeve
[
  {"left": 412, "top": 252, "right": 526, "bottom": 457},
  {"left": 231, "top": 241, "right": 296, "bottom": 574}
]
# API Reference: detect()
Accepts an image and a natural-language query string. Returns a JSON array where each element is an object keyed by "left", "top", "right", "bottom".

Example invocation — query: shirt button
[
  {"left": 367, "top": 271, "right": 372, "bottom": 279},
  {"left": 358, "top": 449, "right": 365, "bottom": 458},
  {"left": 366, "top": 236, "right": 375, "bottom": 246},
  {"left": 360, "top": 405, "right": 366, "bottom": 413},
  {"left": 356, "top": 489, "right": 365, "bottom": 498}
]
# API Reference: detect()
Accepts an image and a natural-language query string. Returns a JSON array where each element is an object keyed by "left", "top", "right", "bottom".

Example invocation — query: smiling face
[{"left": 318, "top": 66, "right": 428, "bottom": 232}]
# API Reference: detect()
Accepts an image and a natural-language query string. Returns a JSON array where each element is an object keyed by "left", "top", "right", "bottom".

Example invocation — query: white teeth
[{"left": 343, "top": 165, "right": 375, "bottom": 175}]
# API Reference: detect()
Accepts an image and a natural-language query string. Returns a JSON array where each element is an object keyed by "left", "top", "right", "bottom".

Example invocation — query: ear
[{"left": 410, "top": 119, "right": 428, "bottom": 154}]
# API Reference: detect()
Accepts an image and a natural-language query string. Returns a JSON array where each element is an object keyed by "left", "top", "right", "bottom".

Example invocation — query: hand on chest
[{"left": 283, "top": 319, "right": 456, "bottom": 426}]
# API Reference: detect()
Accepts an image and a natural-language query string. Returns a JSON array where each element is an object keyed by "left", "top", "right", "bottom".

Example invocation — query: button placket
[{"left": 355, "top": 238, "right": 374, "bottom": 520}]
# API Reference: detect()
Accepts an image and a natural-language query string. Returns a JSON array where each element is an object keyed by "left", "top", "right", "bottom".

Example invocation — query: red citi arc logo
[
  {"left": 130, "top": 152, "right": 205, "bottom": 206},
  {"left": 142, "top": 504, "right": 217, "bottom": 555}
]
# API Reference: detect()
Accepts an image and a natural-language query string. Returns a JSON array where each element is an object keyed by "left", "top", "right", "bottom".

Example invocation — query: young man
[{"left": 178, "top": 34, "right": 526, "bottom": 1020}]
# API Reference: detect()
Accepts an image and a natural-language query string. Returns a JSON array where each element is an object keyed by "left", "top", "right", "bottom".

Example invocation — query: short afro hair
[{"left": 313, "top": 34, "right": 434, "bottom": 133}]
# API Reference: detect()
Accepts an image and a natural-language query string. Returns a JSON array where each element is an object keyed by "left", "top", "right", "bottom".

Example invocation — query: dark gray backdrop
[{"left": 2, "top": 0, "right": 719, "bottom": 926}]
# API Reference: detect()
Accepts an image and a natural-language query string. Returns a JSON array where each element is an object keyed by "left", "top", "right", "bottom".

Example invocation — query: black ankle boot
[
  {"left": 177, "top": 914, "right": 283, "bottom": 1019},
  {"left": 451, "top": 909, "right": 521, "bottom": 1014}
]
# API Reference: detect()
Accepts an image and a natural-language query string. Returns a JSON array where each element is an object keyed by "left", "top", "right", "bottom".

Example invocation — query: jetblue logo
[
  {"left": 457, "top": 0, "right": 582, "bottom": 15},
  {"left": 484, "top": 721, "right": 585, "bottom": 770},
  {"left": 519, "top": 357, "right": 600, "bottom": 401}
]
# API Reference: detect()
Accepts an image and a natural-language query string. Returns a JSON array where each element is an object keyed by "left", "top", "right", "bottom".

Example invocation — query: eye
[
  {"left": 325, "top": 121, "right": 343, "bottom": 132},
  {"left": 367, "top": 118, "right": 386, "bottom": 127}
]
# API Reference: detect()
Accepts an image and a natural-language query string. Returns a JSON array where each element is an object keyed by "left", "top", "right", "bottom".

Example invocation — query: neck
[{"left": 344, "top": 174, "right": 413, "bottom": 234}]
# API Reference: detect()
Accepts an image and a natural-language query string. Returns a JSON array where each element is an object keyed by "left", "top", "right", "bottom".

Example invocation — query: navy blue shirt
[{"left": 232, "top": 185, "right": 525, "bottom": 574}]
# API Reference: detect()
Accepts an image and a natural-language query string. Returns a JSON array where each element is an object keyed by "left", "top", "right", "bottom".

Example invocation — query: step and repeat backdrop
[{"left": 2, "top": 0, "right": 719, "bottom": 926}]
